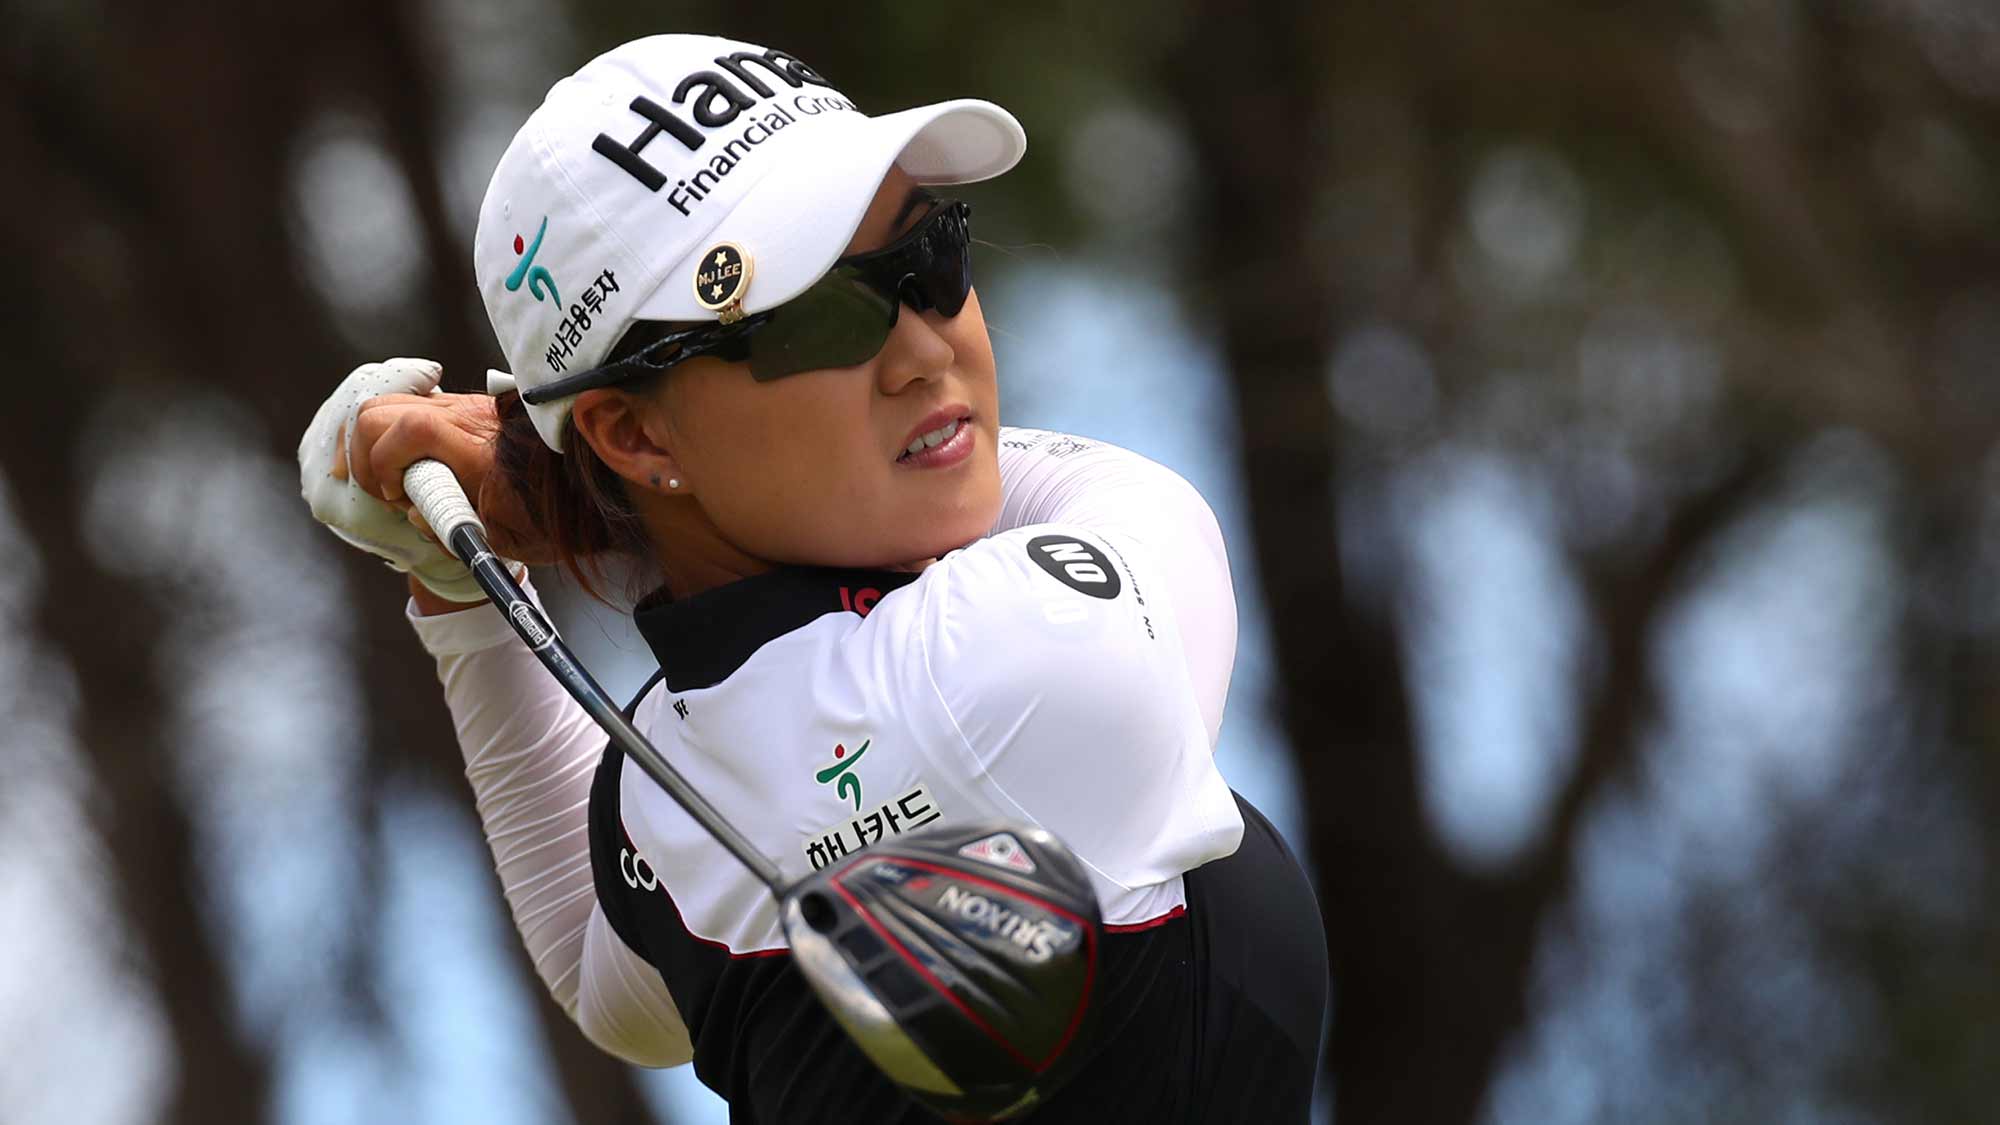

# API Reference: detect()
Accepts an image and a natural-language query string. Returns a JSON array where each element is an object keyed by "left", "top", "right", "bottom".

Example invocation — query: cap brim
[{"left": 634, "top": 99, "right": 1025, "bottom": 324}]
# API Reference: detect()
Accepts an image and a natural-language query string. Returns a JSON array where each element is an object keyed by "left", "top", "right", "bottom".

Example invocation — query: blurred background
[{"left": 6, "top": 1, "right": 1998, "bottom": 1122}]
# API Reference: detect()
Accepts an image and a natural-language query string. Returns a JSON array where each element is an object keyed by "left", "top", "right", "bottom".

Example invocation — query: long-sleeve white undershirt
[
  {"left": 408, "top": 580, "right": 692, "bottom": 1065},
  {"left": 408, "top": 429, "right": 1235, "bottom": 1068}
]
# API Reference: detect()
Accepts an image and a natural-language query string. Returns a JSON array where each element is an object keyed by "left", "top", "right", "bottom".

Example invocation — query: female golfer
[{"left": 300, "top": 33, "right": 1325, "bottom": 1123}]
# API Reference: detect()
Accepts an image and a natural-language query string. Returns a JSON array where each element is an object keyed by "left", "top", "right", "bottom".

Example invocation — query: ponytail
[
  {"left": 491, "top": 389, "right": 653, "bottom": 605},
  {"left": 491, "top": 322, "right": 687, "bottom": 604}
]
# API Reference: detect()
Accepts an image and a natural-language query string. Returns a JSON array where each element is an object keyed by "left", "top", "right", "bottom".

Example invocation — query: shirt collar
[{"left": 634, "top": 566, "right": 920, "bottom": 693}]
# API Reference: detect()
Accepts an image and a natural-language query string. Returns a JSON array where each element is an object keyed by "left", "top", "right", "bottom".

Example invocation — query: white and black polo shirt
[
  {"left": 588, "top": 520, "right": 1248, "bottom": 1116},
  {"left": 414, "top": 428, "right": 1326, "bottom": 1120}
]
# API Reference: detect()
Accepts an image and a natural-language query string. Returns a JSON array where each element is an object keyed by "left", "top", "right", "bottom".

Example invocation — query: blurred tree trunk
[
  {"left": 0, "top": 26, "right": 284, "bottom": 1122},
  {"left": 1162, "top": 4, "right": 1777, "bottom": 1121},
  {"left": 4, "top": 0, "right": 659, "bottom": 1119}
]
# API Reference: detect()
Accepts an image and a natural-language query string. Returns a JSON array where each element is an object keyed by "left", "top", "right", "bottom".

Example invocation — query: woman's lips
[
  {"left": 898, "top": 405, "right": 971, "bottom": 454},
  {"left": 898, "top": 416, "right": 974, "bottom": 470}
]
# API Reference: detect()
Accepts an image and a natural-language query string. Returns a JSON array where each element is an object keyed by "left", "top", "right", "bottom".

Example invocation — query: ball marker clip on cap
[
  {"left": 472, "top": 33, "right": 1027, "bottom": 452},
  {"left": 694, "top": 242, "right": 752, "bottom": 324}
]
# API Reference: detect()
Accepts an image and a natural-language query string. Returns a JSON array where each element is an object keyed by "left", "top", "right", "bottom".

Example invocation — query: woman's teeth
[{"left": 905, "top": 418, "right": 962, "bottom": 456}]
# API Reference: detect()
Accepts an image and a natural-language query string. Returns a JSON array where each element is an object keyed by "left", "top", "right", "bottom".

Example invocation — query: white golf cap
[{"left": 473, "top": 34, "right": 1027, "bottom": 450}]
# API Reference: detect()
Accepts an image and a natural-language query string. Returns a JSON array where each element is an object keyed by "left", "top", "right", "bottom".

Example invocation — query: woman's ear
[{"left": 569, "top": 388, "right": 688, "bottom": 496}]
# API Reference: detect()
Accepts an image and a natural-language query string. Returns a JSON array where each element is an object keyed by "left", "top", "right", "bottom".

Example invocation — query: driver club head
[{"left": 780, "top": 820, "right": 1102, "bottom": 1122}]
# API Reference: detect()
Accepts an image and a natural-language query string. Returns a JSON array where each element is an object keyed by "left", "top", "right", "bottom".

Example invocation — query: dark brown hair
[{"left": 490, "top": 326, "right": 683, "bottom": 604}]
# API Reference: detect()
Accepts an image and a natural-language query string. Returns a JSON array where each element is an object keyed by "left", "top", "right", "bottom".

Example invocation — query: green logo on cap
[{"left": 506, "top": 216, "right": 561, "bottom": 306}]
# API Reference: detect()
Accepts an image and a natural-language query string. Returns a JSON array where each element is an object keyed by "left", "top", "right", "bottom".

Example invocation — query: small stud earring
[{"left": 668, "top": 478, "right": 681, "bottom": 489}]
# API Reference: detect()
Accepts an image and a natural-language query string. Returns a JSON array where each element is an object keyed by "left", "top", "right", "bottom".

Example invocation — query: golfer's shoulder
[{"left": 887, "top": 523, "right": 1187, "bottom": 724}]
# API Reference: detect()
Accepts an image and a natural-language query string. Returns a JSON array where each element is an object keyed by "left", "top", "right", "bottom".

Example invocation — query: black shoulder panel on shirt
[
  {"left": 586, "top": 742, "right": 740, "bottom": 1046},
  {"left": 586, "top": 743, "right": 651, "bottom": 965}
]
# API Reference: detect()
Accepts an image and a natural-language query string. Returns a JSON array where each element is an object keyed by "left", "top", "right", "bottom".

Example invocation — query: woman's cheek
[{"left": 770, "top": 422, "right": 880, "bottom": 561}]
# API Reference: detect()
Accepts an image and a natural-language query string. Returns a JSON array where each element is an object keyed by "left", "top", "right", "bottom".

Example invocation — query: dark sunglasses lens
[
  {"left": 745, "top": 274, "right": 899, "bottom": 381},
  {"left": 734, "top": 203, "right": 972, "bottom": 381},
  {"left": 907, "top": 204, "right": 971, "bottom": 316},
  {"left": 844, "top": 202, "right": 972, "bottom": 317}
]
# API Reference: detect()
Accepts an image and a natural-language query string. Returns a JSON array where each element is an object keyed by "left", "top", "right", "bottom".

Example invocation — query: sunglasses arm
[{"left": 520, "top": 317, "right": 766, "bottom": 405}]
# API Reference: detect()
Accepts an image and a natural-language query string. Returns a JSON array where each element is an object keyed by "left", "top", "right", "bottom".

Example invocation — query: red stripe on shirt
[{"left": 1105, "top": 904, "right": 1187, "bottom": 933}]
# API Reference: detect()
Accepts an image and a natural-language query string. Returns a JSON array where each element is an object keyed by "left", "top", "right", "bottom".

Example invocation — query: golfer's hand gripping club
[
  {"left": 401, "top": 457, "right": 487, "bottom": 557},
  {"left": 400, "top": 458, "right": 785, "bottom": 891}
]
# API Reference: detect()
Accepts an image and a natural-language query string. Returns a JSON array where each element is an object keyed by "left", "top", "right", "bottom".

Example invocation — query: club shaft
[
  {"left": 403, "top": 459, "right": 786, "bottom": 892},
  {"left": 451, "top": 525, "right": 786, "bottom": 891}
]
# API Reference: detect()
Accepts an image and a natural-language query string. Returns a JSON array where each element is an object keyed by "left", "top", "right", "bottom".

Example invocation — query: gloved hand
[{"left": 299, "top": 357, "right": 504, "bottom": 602}]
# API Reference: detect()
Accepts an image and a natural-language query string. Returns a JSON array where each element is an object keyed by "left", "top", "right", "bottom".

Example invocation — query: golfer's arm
[
  {"left": 400, "top": 585, "right": 596, "bottom": 973},
  {"left": 993, "top": 428, "right": 1237, "bottom": 748},
  {"left": 408, "top": 576, "right": 694, "bottom": 1065},
  {"left": 409, "top": 574, "right": 487, "bottom": 615},
  {"left": 579, "top": 908, "right": 693, "bottom": 1065},
  {"left": 409, "top": 577, "right": 597, "bottom": 1008}
]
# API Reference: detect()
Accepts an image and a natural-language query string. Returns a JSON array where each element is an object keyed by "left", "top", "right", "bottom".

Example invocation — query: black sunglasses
[{"left": 523, "top": 200, "right": 972, "bottom": 404}]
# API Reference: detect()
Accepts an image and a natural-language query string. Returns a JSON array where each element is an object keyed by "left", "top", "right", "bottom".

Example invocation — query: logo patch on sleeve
[{"left": 1026, "top": 534, "right": 1122, "bottom": 600}]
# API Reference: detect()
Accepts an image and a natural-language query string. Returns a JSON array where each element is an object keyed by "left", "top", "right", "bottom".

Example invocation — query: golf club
[{"left": 402, "top": 458, "right": 1102, "bottom": 1122}]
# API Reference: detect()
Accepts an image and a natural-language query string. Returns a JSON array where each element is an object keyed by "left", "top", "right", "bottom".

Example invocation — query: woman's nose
[{"left": 874, "top": 300, "right": 957, "bottom": 394}]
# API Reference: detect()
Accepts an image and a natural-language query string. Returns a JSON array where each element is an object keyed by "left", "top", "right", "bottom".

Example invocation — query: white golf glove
[{"left": 298, "top": 357, "right": 496, "bottom": 602}]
